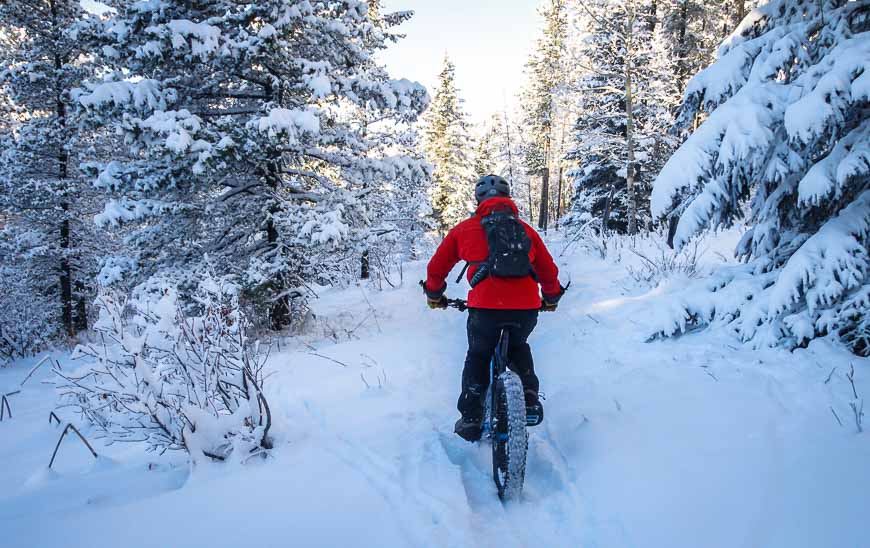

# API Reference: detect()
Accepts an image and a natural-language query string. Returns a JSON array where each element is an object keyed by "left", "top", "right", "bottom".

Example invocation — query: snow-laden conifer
[
  {"left": 520, "top": 0, "right": 571, "bottom": 231},
  {"left": 650, "top": 0, "right": 870, "bottom": 355},
  {"left": 0, "top": 0, "right": 103, "bottom": 346},
  {"left": 420, "top": 55, "right": 475, "bottom": 235},
  {"left": 74, "top": 1, "right": 429, "bottom": 328},
  {"left": 564, "top": 0, "right": 678, "bottom": 234}
]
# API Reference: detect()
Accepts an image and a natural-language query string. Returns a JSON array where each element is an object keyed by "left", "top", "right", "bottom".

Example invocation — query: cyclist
[{"left": 422, "top": 175, "right": 566, "bottom": 442}]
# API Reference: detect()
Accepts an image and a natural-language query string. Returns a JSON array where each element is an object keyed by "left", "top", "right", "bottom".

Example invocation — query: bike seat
[{"left": 495, "top": 321, "right": 522, "bottom": 330}]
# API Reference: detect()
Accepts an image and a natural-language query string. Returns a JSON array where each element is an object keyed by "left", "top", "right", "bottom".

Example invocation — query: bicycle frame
[
  {"left": 446, "top": 296, "right": 528, "bottom": 500},
  {"left": 488, "top": 328, "right": 510, "bottom": 442}
]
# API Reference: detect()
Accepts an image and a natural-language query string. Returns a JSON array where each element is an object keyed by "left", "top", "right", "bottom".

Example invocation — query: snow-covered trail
[{"left": 1, "top": 241, "right": 868, "bottom": 548}]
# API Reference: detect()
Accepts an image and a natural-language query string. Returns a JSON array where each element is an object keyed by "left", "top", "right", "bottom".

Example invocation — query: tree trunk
[
  {"left": 265, "top": 161, "right": 290, "bottom": 330},
  {"left": 265, "top": 209, "right": 291, "bottom": 331},
  {"left": 59, "top": 209, "right": 73, "bottom": 337},
  {"left": 538, "top": 168, "right": 550, "bottom": 233},
  {"left": 502, "top": 110, "right": 515, "bottom": 183},
  {"left": 51, "top": 0, "right": 74, "bottom": 337},
  {"left": 602, "top": 185, "right": 616, "bottom": 235},
  {"left": 666, "top": 215, "right": 680, "bottom": 249},
  {"left": 360, "top": 250, "right": 370, "bottom": 279},
  {"left": 260, "top": 79, "right": 292, "bottom": 330},
  {"left": 555, "top": 165, "right": 564, "bottom": 229},
  {"left": 736, "top": 0, "right": 746, "bottom": 28},
  {"left": 624, "top": 9, "right": 638, "bottom": 236},
  {"left": 675, "top": 0, "right": 690, "bottom": 90},
  {"left": 74, "top": 282, "right": 88, "bottom": 332},
  {"left": 528, "top": 179, "right": 535, "bottom": 225}
]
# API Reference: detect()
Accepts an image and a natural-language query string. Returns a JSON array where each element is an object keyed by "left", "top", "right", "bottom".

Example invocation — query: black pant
[{"left": 458, "top": 308, "right": 539, "bottom": 418}]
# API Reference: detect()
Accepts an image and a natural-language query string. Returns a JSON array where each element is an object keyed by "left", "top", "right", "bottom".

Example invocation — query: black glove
[
  {"left": 541, "top": 282, "right": 570, "bottom": 312},
  {"left": 420, "top": 280, "right": 448, "bottom": 310}
]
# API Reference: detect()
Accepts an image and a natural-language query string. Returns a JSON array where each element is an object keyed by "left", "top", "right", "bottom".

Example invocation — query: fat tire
[{"left": 491, "top": 370, "right": 528, "bottom": 500}]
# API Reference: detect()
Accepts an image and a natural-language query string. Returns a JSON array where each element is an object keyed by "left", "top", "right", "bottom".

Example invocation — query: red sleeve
[
  {"left": 425, "top": 226, "right": 460, "bottom": 294},
  {"left": 529, "top": 228, "right": 561, "bottom": 297}
]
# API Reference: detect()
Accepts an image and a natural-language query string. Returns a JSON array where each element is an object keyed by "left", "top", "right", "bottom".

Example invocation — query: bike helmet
[{"left": 474, "top": 174, "right": 510, "bottom": 203}]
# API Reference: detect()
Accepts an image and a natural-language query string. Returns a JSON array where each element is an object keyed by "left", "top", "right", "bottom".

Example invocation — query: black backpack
[{"left": 456, "top": 206, "right": 535, "bottom": 287}]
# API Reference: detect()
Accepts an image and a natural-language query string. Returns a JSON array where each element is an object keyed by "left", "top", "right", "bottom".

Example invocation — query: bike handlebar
[
  {"left": 445, "top": 298, "right": 469, "bottom": 311},
  {"left": 444, "top": 281, "right": 570, "bottom": 313},
  {"left": 445, "top": 298, "right": 552, "bottom": 312}
]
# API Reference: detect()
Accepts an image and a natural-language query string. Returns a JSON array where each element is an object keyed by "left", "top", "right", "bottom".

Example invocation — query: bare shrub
[
  {"left": 55, "top": 272, "right": 272, "bottom": 462},
  {"left": 625, "top": 237, "right": 704, "bottom": 286}
]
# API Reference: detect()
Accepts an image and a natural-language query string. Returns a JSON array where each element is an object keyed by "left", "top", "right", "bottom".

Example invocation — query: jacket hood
[{"left": 475, "top": 196, "right": 519, "bottom": 217}]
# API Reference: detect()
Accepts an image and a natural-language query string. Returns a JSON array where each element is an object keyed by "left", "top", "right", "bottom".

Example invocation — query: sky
[{"left": 378, "top": 0, "right": 543, "bottom": 126}]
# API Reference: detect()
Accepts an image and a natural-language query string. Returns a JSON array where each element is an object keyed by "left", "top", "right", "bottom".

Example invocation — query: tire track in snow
[
  {"left": 435, "top": 430, "right": 534, "bottom": 548},
  {"left": 314, "top": 404, "right": 478, "bottom": 547}
]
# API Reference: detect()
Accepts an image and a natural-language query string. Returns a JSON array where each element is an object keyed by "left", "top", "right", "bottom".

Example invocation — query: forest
[{"left": 0, "top": 1, "right": 868, "bottom": 546}]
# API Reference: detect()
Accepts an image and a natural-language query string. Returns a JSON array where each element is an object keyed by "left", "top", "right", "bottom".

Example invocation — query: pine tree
[
  {"left": 521, "top": 0, "right": 570, "bottom": 232},
  {"left": 565, "top": 0, "right": 678, "bottom": 234},
  {"left": 421, "top": 55, "right": 475, "bottom": 235},
  {"left": 650, "top": 0, "right": 870, "bottom": 356},
  {"left": 659, "top": 0, "right": 760, "bottom": 116},
  {"left": 73, "top": 1, "right": 429, "bottom": 329},
  {"left": 473, "top": 122, "right": 498, "bottom": 177},
  {"left": 0, "top": 0, "right": 100, "bottom": 350}
]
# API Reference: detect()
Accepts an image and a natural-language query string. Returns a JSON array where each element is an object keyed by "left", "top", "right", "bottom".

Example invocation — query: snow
[
  {"left": 797, "top": 120, "right": 870, "bottom": 207},
  {"left": 75, "top": 79, "right": 166, "bottom": 111},
  {"left": 650, "top": 83, "right": 784, "bottom": 235},
  {"left": 306, "top": 75, "right": 332, "bottom": 98},
  {"left": 138, "top": 109, "right": 203, "bottom": 154},
  {"left": 769, "top": 190, "right": 870, "bottom": 316},
  {"left": 783, "top": 36, "right": 870, "bottom": 145},
  {"left": 255, "top": 108, "right": 320, "bottom": 141},
  {"left": 1, "top": 230, "right": 868, "bottom": 547},
  {"left": 93, "top": 197, "right": 172, "bottom": 227},
  {"left": 164, "top": 20, "right": 222, "bottom": 59}
]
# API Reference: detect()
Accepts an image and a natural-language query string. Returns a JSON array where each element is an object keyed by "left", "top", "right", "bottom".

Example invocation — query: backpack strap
[
  {"left": 455, "top": 263, "right": 470, "bottom": 284},
  {"left": 455, "top": 261, "right": 484, "bottom": 284},
  {"left": 469, "top": 264, "right": 489, "bottom": 287}
]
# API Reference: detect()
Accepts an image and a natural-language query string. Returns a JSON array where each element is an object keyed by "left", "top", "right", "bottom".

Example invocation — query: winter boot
[
  {"left": 525, "top": 389, "right": 544, "bottom": 426},
  {"left": 454, "top": 415, "right": 484, "bottom": 442},
  {"left": 455, "top": 384, "right": 485, "bottom": 442}
]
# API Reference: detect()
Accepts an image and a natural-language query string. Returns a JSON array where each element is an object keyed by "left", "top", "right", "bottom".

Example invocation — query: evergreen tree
[
  {"left": 520, "top": 0, "right": 570, "bottom": 232},
  {"left": 73, "top": 0, "right": 428, "bottom": 329},
  {"left": 421, "top": 55, "right": 475, "bottom": 234},
  {"left": 658, "top": 0, "right": 761, "bottom": 120},
  {"left": 472, "top": 122, "right": 498, "bottom": 177},
  {"left": 0, "top": 0, "right": 100, "bottom": 351},
  {"left": 651, "top": 0, "right": 870, "bottom": 356},
  {"left": 564, "top": 0, "right": 678, "bottom": 234}
]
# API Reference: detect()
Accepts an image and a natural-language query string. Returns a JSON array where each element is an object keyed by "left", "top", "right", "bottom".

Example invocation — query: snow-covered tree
[
  {"left": 473, "top": 123, "right": 498, "bottom": 177},
  {"left": 520, "top": 0, "right": 570, "bottom": 231},
  {"left": 650, "top": 0, "right": 870, "bottom": 356},
  {"left": 354, "top": 0, "right": 433, "bottom": 274},
  {"left": 564, "top": 0, "right": 679, "bottom": 234},
  {"left": 421, "top": 55, "right": 475, "bottom": 234},
  {"left": 74, "top": 1, "right": 428, "bottom": 329},
  {"left": 659, "top": 0, "right": 723, "bottom": 92},
  {"left": 0, "top": 0, "right": 101, "bottom": 346}
]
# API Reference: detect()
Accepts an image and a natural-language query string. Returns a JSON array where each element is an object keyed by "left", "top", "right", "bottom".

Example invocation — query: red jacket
[{"left": 425, "top": 197, "right": 561, "bottom": 310}]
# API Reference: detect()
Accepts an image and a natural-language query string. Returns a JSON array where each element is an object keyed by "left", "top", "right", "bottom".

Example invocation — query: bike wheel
[{"left": 491, "top": 370, "right": 528, "bottom": 500}]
